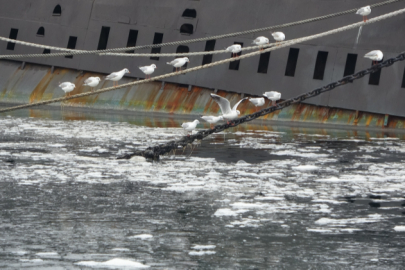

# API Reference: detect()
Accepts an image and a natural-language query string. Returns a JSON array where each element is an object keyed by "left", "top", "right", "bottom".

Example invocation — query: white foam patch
[
  {"left": 214, "top": 208, "right": 238, "bottom": 217},
  {"left": 19, "top": 258, "right": 43, "bottom": 263},
  {"left": 191, "top": 245, "right": 216, "bottom": 250},
  {"left": 112, "top": 248, "right": 130, "bottom": 251},
  {"left": 128, "top": 234, "right": 153, "bottom": 240},
  {"left": 394, "top": 226, "right": 405, "bottom": 232},
  {"left": 293, "top": 165, "right": 319, "bottom": 171},
  {"left": 315, "top": 214, "right": 383, "bottom": 226},
  {"left": 75, "top": 258, "right": 150, "bottom": 268},
  {"left": 36, "top": 252, "right": 59, "bottom": 257},
  {"left": 188, "top": 250, "right": 216, "bottom": 256}
]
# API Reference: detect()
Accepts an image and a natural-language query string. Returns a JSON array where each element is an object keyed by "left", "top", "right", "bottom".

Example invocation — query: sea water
[{"left": 0, "top": 109, "right": 404, "bottom": 269}]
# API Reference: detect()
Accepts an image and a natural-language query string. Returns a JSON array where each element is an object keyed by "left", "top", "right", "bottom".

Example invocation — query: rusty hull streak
[{"left": 2, "top": 64, "right": 405, "bottom": 130}]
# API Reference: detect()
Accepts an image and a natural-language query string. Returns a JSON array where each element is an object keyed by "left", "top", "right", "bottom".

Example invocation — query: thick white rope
[
  {"left": 0, "top": 7, "right": 404, "bottom": 113},
  {"left": 0, "top": 0, "right": 402, "bottom": 59}
]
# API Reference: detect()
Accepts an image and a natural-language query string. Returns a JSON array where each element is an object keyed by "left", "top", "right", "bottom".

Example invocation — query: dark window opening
[
  {"left": 6, "top": 28, "right": 18, "bottom": 50},
  {"left": 150, "top": 32, "right": 163, "bottom": 60},
  {"left": 65, "top": 36, "right": 77, "bottom": 59},
  {"left": 37, "top": 27, "right": 45, "bottom": 37},
  {"left": 43, "top": 49, "right": 50, "bottom": 54},
  {"left": 369, "top": 59, "right": 383, "bottom": 86},
  {"left": 180, "top": 24, "right": 194, "bottom": 35},
  {"left": 182, "top": 9, "right": 197, "bottom": 18},
  {"left": 285, "top": 48, "right": 300, "bottom": 77},
  {"left": 229, "top": 42, "right": 243, "bottom": 71},
  {"left": 343, "top": 53, "right": 358, "bottom": 77},
  {"left": 202, "top": 39, "right": 216, "bottom": 65},
  {"left": 126, "top": 29, "right": 138, "bottom": 53},
  {"left": 401, "top": 67, "right": 405, "bottom": 88},
  {"left": 313, "top": 51, "right": 329, "bottom": 80},
  {"left": 97, "top": 26, "right": 110, "bottom": 50},
  {"left": 174, "top": 46, "right": 189, "bottom": 73},
  {"left": 257, "top": 52, "right": 271, "bottom": 74},
  {"left": 53, "top": 5, "right": 61, "bottom": 16}
]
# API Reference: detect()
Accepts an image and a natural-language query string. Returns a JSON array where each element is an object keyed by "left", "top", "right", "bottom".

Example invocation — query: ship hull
[{"left": 0, "top": 0, "right": 405, "bottom": 123}]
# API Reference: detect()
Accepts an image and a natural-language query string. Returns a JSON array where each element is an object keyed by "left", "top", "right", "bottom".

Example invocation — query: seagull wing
[
  {"left": 210, "top": 94, "right": 232, "bottom": 115},
  {"left": 139, "top": 66, "right": 148, "bottom": 72},
  {"left": 232, "top": 97, "right": 248, "bottom": 111},
  {"left": 356, "top": 7, "right": 365, "bottom": 14},
  {"left": 201, "top": 116, "right": 214, "bottom": 122},
  {"left": 364, "top": 50, "right": 381, "bottom": 58},
  {"left": 167, "top": 59, "right": 180, "bottom": 66},
  {"left": 106, "top": 72, "right": 118, "bottom": 80},
  {"left": 84, "top": 78, "right": 93, "bottom": 84},
  {"left": 59, "top": 82, "right": 70, "bottom": 88},
  {"left": 181, "top": 122, "right": 190, "bottom": 129}
]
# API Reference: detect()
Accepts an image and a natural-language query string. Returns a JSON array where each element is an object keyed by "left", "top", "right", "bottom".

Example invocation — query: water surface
[{"left": 1, "top": 109, "right": 405, "bottom": 269}]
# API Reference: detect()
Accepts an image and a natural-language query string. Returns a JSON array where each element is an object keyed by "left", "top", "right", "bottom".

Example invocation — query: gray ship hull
[{"left": 0, "top": 0, "right": 404, "bottom": 117}]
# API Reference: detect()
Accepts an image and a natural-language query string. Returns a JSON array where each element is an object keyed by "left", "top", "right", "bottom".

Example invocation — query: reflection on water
[{"left": 1, "top": 108, "right": 405, "bottom": 269}]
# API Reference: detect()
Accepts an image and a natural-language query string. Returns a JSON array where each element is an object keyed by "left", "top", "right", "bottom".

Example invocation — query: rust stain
[{"left": 29, "top": 70, "right": 54, "bottom": 103}]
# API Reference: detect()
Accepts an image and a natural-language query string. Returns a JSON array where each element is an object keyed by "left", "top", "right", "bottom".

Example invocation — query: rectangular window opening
[
  {"left": 43, "top": 49, "right": 50, "bottom": 54},
  {"left": 150, "top": 33, "right": 163, "bottom": 60},
  {"left": 257, "top": 52, "right": 271, "bottom": 74},
  {"left": 65, "top": 36, "right": 77, "bottom": 59},
  {"left": 401, "top": 67, "right": 405, "bottom": 88},
  {"left": 126, "top": 29, "right": 138, "bottom": 53},
  {"left": 313, "top": 51, "right": 329, "bottom": 80},
  {"left": 285, "top": 48, "right": 300, "bottom": 77},
  {"left": 369, "top": 60, "right": 383, "bottom": 86},
  {"left": 202, "top": 39, "right": 216, "bottom": 65},
  {"left": 343, "top": 53, "right": 358, "bottom": 77},
  {"left": 97, "top": 26, "right": 110, "bottom": 50},
  {"left": 229, "top": 42, "right": 243, "bottom": 71},
  {"left": 7, "top": 28, "right": 19, "bottom": 51}
]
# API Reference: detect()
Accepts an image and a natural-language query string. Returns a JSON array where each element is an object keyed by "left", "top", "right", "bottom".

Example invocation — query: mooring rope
[
  {"left": 0, "top": 8, "right": 404, "bottom": 114},
  {"left": 0, "top": 0, "right": 401, "bottom": 59},
  {"left": 118, "top": 52, "right": 405, "bottom": 160}
]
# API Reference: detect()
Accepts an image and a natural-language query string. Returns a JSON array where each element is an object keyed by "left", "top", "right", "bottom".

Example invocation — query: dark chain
[{"left": 118, "top": 52, "right": 405, "bottom": 160}]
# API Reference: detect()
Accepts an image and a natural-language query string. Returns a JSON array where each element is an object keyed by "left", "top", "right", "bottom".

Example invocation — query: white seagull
[
  {"left": 364, "top": 50, "right": 383, "bottom": 65},
  {"left": 252, "top": 36, "right": 269, "bottom": 51},
  {"left": 59, "top": 82, "right": 75, "bottom": 97},
  {"left": 210, "top": 93, "right": 248, "bottom": 124},
  {"left": 139, "top": 64, "right": 157, "bottom": 79},
  {"left": 201, "top": 115, "right": 224, "bottom": 128},
  {"left": 272, "top": 32, "right": 285, "bottom": 43},
  {"left": 249, "top": 97, "right": 265, "bottom": 112},
  {"left": 356, "top": 6, "right": 371, "bottom": 22},
  {"left": 83, "top": 77, "right": 100, "bottom": 92},
  {"left": 167, "top": 57, "right": 189, "bottom": 72},
  {"left": 225, "top": 44, "right": 242, "bottom": 58},
  {"left": 263, "top": 91, "right": 281, "bottom": 106},
  {"left": 181, "top": 120, "right": 200, "bottom": 136},
  {"left": 105, "top": 68, "right": 130, "bottom": 87}
]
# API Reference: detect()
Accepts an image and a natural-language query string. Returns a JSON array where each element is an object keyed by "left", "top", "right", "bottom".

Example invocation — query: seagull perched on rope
[
  {"left": 201, "top": 115, "right": 224, "bottom": 129},
  {"left": 225, "top": 44, "right": 242, "bottom": 58},
  {"left": 167, "top": 57, "right": 189, "bottom": 72},
  {"left": 139, "top": 64, "right": 156, "bottom": 79},
  {"left": 105, "top": 68, "right": 130, "bottom": 87},
  {"left": 59, "top": 82, "right": 75, "bottom": 97},
  {"left": 364, "top": 50, "right": 383, "bottom": 65},
  {"left": 272, "top": 32, "right": 285, "bottom": 44},
  {"left": 249, "top": 97, "right": 265, "bottom": 112},
  {"left": 356, "top": 6, "right": 371, "bottom": 22},
  {"left": 210, "top": 94, "right": 248, "bottom": 124},
  {"left": 83, "top": 77, "right": 100, "bottom": 92},
  {"left": 252, "top": 36, "right": 269, "bottom": 51},
  {"left": 263, "top": 91, "right": 281, "bottom": 106},
  {"left": 181, "top": 120, "right": 200, "bottom": 136}
]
